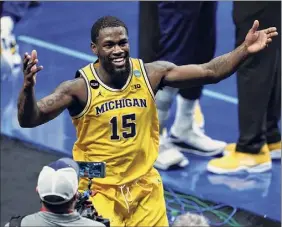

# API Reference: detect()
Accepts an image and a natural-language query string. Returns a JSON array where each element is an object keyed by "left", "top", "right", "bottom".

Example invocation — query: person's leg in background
[
  {"left": 265, "top": 6, "right": 281, "bottom": 159},
  {"left": 138, "top": 1, "right": 159, "bottom": 65},
  {"left": 138, "top": 1, "right": 189, "bottom": 170},
  {"left": 207, "top": 2, "right": 281, "bottom": 174},
  {"left": 1, "top": 1, "right": 31, "bottom": 77},
  {"left": 154, "top": 1, "right": 204, "bottom": 170},
  {"left": 266, "top": 48, "right": 281, "bottom": 159},
  {"left": 153, "top": 1, "right": 226, "bottom": 170},
  {"left": 170, "top": 1, "right": 226, "bottom": 156}
]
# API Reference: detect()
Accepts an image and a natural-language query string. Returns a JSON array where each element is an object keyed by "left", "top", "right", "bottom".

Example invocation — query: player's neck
[{"left": 97, "top": 65, "right": 130, "bottom": 89}]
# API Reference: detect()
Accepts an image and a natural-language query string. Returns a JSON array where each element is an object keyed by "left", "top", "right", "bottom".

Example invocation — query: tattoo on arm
[
  {"left": 202, "top": 43, "right": 249, "bottom": 81},
  {"left": 37, "top": 80, "right": 75, "bottom": 113},
  {"left": 18, "top": 79, "right": 79, "bottom": 127}
]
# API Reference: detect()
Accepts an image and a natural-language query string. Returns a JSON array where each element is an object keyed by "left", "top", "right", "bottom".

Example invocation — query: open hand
[
  {"left": 244, "top": 20, "right": 278, "bottom": 54},
  {"left": 23, "top": 50, "right": 43, "bottom": 88}
]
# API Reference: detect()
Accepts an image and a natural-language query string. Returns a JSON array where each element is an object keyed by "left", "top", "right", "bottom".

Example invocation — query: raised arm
[
  {"left": 17, "top": 50, "right": 86, "bottom": 128},
  {"left": 145, "top": 20, "right": 278, "bottom": 91}
]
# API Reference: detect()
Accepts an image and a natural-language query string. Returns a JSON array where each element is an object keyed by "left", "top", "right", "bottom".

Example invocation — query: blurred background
[{"left": 1, "top": 1, "right": 281, "bottom": 227}]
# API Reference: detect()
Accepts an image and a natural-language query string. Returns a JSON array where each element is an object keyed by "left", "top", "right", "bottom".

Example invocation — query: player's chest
[{"left": 88, "top": 88, "right": 154, "bottom": 119}]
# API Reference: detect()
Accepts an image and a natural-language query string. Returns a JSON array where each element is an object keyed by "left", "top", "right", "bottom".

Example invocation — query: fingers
[
  {"left": 265, "top": 27, "right": 277, "bottom": 33},
  {"left": 25, "top": 65, "right": 43, "bottom": 80},
  {"left": 31, "top": 65, "right": 43, "bottom": 74},
  {"left": 31, "top": 49, "right": 37, "bottom": 61},
  {"left": 26, "top": 59, "right": 43, "bottom": 74},
  {"left": 23, "top": 50, "right": 38, "bottom": 68},
  {"left": 24, "top": 65, "right": 42, "bottom": 86},
  {"left": 24, "top": 56, "right": 43, "bottom": 77},
  {"left": 250, "top": 20, "right": 259, "bottom": 33},
  {"left": 23, "top": 50, "right": 43, "bottom": 74},
  {"left": 263, "top": 27, "right": 278, "bottom": 39},
  {"left": 23, "top": 52, "right": 31, "bottom": 69},
  {"left": 267, "top": 31, "right": 278, "bottom": 38},
  {"left": 22, "top": 50, "right": 42, "bottom": 87},
  {"left": 35, "top": 66, "right": 43, "bottom": 74},
  {"left": 26, "top": 59, "right": 38, "bottom": 72}
]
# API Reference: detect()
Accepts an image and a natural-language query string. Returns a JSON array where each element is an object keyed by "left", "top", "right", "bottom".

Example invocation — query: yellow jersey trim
[
  {"left": 138, "top": 59, "right": 155, "bottom": 101},
  {"left": 72, "top": 69, "right": 92, "bottom": 119}
]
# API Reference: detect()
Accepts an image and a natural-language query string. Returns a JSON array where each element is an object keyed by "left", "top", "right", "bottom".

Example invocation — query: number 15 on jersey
[{"left": 110, "top": 113, "right": 136, "bottom": 140}]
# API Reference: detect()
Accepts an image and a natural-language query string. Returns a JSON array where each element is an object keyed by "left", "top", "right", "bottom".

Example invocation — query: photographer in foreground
[{"left": 5, "top": 158, "right": 105, "bottom": 227}]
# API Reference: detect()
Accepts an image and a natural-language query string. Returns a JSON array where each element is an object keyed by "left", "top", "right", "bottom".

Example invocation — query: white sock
[
  {"left": 1, "top": 16, "right": 14, "bottom": 36},
  {"left": 158, "top": 109, "right": 169, "bottom": 133},
  {"left": 170, "top": 95, "right": 197, "bottom": 138},
  {"left": 155, "top": 86, "right": 178, "bottom": 133}
]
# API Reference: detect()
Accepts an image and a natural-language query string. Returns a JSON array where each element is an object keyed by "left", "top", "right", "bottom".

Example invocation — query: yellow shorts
[{"left": 79, "top": 168, "right": 169, "bottom": 227}]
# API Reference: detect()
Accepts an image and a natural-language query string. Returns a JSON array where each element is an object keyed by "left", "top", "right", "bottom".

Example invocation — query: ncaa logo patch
[
  {"left": 89, "top": 80, "right": 99, "bottom": 89},
  {"left": 133, "top": 70, "right": 141, "bottom": 77}
]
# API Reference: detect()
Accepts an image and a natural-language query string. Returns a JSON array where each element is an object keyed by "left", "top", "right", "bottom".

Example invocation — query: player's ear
[{"left": 91, "top": 42, "right": 98, "bottom": 55}]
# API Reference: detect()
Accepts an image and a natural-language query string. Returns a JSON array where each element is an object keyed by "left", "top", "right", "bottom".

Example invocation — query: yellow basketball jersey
[{"left": 72, "top": 58, "right": 159, "bottom": 185}]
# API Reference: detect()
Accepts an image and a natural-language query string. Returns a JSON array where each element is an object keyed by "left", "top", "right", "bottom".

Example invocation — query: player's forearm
[
  {"left": 202, "top": 42, "right": 249, "bottom": 83},
  {"left": 17, "top": 86, "right": 42, "bottom": 128}
]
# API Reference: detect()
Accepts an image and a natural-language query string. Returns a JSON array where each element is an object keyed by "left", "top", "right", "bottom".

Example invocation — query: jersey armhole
[
  {"left": 138, "top": 59, "right": 155, "bottom": 101},
  {"left": 71, "top": 69, "right": 92, "bottom": 119}
]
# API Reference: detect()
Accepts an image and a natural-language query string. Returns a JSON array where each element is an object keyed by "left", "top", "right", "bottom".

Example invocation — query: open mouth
[{"left": 111, "top": 57, "right": 126, "bottom": 67}]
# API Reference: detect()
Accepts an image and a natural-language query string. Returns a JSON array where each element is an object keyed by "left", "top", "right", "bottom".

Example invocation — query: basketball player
[{"left": 17, "top": 16, "right": 278, "bottom": 226}]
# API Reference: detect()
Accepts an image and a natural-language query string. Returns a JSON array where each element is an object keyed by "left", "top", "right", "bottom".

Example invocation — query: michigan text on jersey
[{"left": 95, "top": 98, "right": 147, "bottom": 115}]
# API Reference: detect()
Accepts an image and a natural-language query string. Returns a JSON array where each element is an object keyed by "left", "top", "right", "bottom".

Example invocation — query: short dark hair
[
  {"left": 41, "top": 195, "right": 76, "bottom": 214},
  {"left": 91, "top": 16, "right": 128, "bottom": 43}
]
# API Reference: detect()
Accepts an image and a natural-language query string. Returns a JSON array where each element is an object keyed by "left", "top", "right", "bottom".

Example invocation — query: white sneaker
[
  {"left": 154, "top": 136, "right": 189, "bottom": 170},
  {"left": 170, "top": 123, "right": 226, "bottom": 157}
]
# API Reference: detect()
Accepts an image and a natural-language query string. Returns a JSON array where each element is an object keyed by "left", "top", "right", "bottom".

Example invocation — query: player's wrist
[
  {"left": 240, "top": 41, "right": 250, "bottom": 54},
  {"left": 22, "top": 83, "right": 34, "bottom": 92}
]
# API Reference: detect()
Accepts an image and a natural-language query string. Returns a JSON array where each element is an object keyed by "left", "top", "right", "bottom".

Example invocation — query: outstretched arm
[
  {"left": 17, "top": 79, "right": 78, "bottom": 128},
  {"left": 17, "top": 50, "right": 85, "bottom": 128},
  {"left": 146, "top": 20, "right": 278, "bottom": 91}
]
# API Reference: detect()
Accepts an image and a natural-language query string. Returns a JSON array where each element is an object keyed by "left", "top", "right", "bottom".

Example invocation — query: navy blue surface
[
  {"left": 1, "top": 1, "right": 280, "bottom": 222},
  {"left": 159, "top": 155, "right": 281, "bottom": 221}
]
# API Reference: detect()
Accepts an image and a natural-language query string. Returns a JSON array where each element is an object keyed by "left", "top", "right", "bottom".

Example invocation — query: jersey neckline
[{"left": 90, "top": 58, "right": 133, "bottom": 92}]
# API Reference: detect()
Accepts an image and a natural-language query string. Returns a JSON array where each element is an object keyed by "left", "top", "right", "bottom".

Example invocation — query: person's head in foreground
[
  {"left": 172, "top": 212, "right": 210, "bottom": 227},
  {"left": 37, "top": 157, "right": 80, "bottom": 214}
]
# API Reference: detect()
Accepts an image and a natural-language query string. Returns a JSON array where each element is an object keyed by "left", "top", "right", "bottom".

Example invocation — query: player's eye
[
  {"left": 119, "top": 40, "right": 128, "bottom": 46},
  {"left": 104, "top": 42, "right": 115, "bottom": 49}
]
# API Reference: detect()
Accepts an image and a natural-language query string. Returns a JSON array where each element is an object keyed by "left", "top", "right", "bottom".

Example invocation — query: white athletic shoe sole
[
  {"left": 169, "top": 136, "right": 226, "bottom": 157},
  {"left": 207, "top": 162, "right": 272, "bottom": 174},
  {"left": 154, "top": 146, "right": 189, "bottom": 170}
]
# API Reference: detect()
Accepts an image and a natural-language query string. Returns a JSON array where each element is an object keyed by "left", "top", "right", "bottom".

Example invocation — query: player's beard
[{"left": 99, "top": 53, "right": 131, "bottom": 89}]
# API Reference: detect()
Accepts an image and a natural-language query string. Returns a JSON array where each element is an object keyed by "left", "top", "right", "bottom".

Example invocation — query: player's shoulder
[
  {"left": 56, "top": 77, "right": 85, "bottom": 94},
  {"left": 128, "top": 58, "right": 175, "bottom": 75},
  {"left": 77, "top": 62, "right": 95, "bottom": 72},
  {"left": 144, "top": 61, "right": 176, "bottom": 76},
  {"left": 145, "top": 60, "right": 176, "bottom": 69}
]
